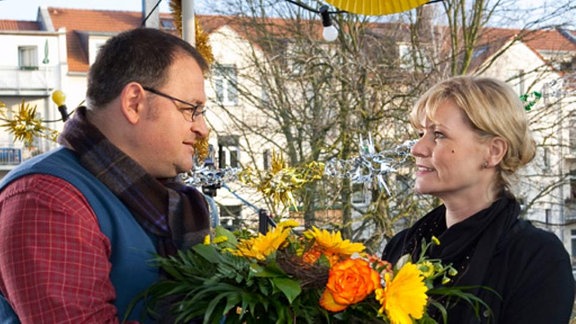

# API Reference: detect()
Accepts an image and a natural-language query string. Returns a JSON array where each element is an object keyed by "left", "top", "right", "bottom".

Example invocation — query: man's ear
[
  {"left": 487, "top": 136, "right": 508, "bottom": 167},
  {"left": 120, "top": 82, "right": 146, "bottom": 124}
]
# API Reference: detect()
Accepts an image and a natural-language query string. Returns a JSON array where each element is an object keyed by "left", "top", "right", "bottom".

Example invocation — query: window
[
  {"left": 88, "top": 38, "right": 107, "bottom": 66},
  {"left": 196, "top": 144, "right": 216, "bottom": 167},
  {"left": 516, "top": 69, "right": 525, "bottom": 96},
  {"left": 0, "top": 148, "right": 22, "bottom": 165},
  {"left": 260, "top": 87, "right": 270, "bottom": 106},
  {"left": 213, "top": 64, "right": 238, "bottom": 105},
  {"left": 569, "top": 170, "right": 576, "bottom": 202},
  {"left": 18, "top": 46, "right": 38, "bottom": 70},
  {"left": 571, "top": 229, "right": 576, "bottom": 265},
  {"left": 263, "top": 149, "right": 270, "bottom": 170},
  {"left": 161, "top": 19, "right": 175, "bottom": 30},
  {"left": 518, "top": 197, "right": 526, "bottom": 211},
  {"left": 571, "top": 178, "right": 576, "bottom": 202},
  {"left": 543, "top": 147, "right": 550, "bottom": 171},
  {"left": 570, "top": 116, "right": 576, "bottom": 156},
  {"left": 472, "top": 45, "right": 489, "bottom": 59},
  {"left": 398, "top": 43, "right": 430, "bottom": 71},
  {"left": 220, "top": 204, "right": 242, "bottom": 230},
  {"left": 351, "top": 183, "right": 369, "bottom": 205},
  {"left": 218, "top": 135, "right": 240, "bottom": 168}
]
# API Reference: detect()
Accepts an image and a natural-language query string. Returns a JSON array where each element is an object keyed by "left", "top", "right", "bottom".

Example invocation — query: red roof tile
[
  {"left": 5, "top": 7, "right": 575, "bottom": 74},
  {"left": 48, "top": 7, "right": 151, "bottom": 72},
  {"left": 0, "top": 20, "right": 41, "bottom": 31}
]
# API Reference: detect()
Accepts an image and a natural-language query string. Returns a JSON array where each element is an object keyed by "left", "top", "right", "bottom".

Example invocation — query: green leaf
[
  {"left": 272, "top": 277, "right": 301, "bottom": 303},
  {"left": 193, "top": 243, "right": 223, "bottom": 263},
  {"left": 214, "top": 225, "right": 239, "bottom": 248}
]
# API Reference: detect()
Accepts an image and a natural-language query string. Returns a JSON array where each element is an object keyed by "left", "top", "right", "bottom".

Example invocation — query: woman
[{"left": 382, "top": 76, "right": 575, "bottom": 323}]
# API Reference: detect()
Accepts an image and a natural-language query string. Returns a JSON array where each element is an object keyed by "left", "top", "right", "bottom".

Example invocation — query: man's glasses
[{"left": 143, "top": 86, "right": 206, "bottom": 122}]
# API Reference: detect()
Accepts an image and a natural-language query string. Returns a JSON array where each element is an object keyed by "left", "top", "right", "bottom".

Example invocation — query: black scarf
[
  {"left": 390, "top": 193, "right": 521, "bottom": 322},
  {"left": 58, "top": 106, "right": 210, "bottom": 257}
]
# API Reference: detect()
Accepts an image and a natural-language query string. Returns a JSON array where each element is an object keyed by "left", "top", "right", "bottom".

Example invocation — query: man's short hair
[{"left": 86, "top": 28, "right": 209, "bottom": 108}]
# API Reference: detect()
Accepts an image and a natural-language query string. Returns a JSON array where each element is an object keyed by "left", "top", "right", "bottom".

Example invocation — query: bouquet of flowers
[{"left": 137, "top": 221, "right": 486, "bottom": 323}]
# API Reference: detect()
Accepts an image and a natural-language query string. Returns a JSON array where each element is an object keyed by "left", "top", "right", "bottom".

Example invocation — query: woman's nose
[{"left": 411, "top": 136, "right": 429, "bottom": 157}]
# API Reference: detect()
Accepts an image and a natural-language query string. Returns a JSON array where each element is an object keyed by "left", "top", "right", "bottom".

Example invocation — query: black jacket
[{"left": 382, "top": 195, "right": 575, "bottom": 324}]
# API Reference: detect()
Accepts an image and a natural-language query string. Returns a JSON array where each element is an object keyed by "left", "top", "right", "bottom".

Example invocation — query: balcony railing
[
  {"left": 0, "top": 66, "right": 58, "bottom": 95},
  {"left": 0, "top": 148, "right": 22, "bottom": 166}
]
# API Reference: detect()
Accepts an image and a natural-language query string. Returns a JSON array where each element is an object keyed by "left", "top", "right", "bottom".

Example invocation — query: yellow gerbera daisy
[
  {"left": 233, "top": 226, "right": 291, "bottom": 261},
  {"left": 376, "top": 262, "right": 428, "bottom": 324},
  {"left": 277, "top": 220, "right": 300, "bottom": 230},
  {"left": 303, "top": 227, "right": 365, "bottom": 258}
]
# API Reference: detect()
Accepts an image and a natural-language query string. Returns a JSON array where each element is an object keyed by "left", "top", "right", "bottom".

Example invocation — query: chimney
[{"left": 142, "top": 0, "right": 160, "bottom": 28}]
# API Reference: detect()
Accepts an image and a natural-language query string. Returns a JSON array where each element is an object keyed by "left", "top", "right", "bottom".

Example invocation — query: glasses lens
[{"left": 182, "top": 109, "right": 194, "bottom": 122}]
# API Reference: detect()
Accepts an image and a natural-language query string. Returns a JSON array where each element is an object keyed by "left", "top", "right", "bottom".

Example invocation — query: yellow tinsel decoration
[
  {"left": 194, "top": 131, "right": 210, "bottom": 162},
  {"left": 171, "top": 0, "right": 214, "bottom": 163},
  {"left": 169, "top": 0, "right": 215, "bottom": 66}
]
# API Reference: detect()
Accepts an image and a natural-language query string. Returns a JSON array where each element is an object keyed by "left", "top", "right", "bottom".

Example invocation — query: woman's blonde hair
[{"left": 410, "top": 76, "right": 536, "bottom": 191}]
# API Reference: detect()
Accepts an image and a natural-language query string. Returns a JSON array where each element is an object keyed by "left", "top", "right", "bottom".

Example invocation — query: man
[{"left": 0, "top": 28, "right": 211, "bottom": 323}]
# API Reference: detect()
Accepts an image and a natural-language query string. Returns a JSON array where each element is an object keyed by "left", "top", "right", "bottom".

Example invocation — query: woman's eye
[{"left": 433, "top": 131, "right": 445, "bottom": 139}]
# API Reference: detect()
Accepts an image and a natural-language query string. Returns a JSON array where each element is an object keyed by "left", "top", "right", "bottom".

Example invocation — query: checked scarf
[{"left": 58, "top": 106, "right": 210, "bottom": 257}]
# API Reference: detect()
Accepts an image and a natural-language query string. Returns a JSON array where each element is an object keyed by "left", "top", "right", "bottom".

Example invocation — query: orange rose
[{"left": 319, "top": 258, "right": 382, "bottom": 312}]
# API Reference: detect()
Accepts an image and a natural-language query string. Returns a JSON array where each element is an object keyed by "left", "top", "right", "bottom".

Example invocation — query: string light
[
  {"left": 51, "top": 90, "right": 69, "bottom": 121},
  {"left": 285, "top": 0, "right": 342, "bottom": 42},
  {"left": 319, "top": 5, "right": 338, "bottom": 41}
]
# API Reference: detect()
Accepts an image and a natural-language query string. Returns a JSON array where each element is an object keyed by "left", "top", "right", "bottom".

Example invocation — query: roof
[
  {"left": 525, "top": 29, "right": 576, "bottom": 53},
  {"left": 47, "top": 7, "right": 179, "bottom": 72},
  {"left": 43, "top": 7, "right": 238, "bottom": 72},
  {"left": 0, "top": 7, "right": 575, "bottom": 74},
  {"left": 43, "top": 8, "right": 310, "bottom": 73},
  {"left": 447, "top": 26, "right": 576, "bottom": 72},
  {"left": 0, "top": 20, "right": 41, "bottom": 31}
]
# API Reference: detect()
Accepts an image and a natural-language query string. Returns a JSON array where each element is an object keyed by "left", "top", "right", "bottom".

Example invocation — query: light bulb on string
[
  {"left": 322, "top": 25, "right": 338, "bottom": 42},
  {"left": 51, "top": 90, "right": 69, "bottom": 121},
  {"left": 319, "top": 5, "right": 338, "bottom": 42}
]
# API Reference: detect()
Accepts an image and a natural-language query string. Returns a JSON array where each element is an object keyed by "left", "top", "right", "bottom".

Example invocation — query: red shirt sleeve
[{"left": 0, "top": 174, "right": 132, "bottom": 323}]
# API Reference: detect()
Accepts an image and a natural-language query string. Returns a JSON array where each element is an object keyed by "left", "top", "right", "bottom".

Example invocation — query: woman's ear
[
  {"left": 487, "top": 136, "right": 508, "bottom": 167},
  {"left": 120, "top": 82, "right": 146, "bottom": 124}
]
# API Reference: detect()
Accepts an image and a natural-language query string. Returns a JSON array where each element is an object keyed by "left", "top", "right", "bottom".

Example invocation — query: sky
[
  {"left": 0, "top": 0, "right": 572, "bottom": 28},
  {"left": 0, "top": 0, "right": 215, "bottom": 21}
]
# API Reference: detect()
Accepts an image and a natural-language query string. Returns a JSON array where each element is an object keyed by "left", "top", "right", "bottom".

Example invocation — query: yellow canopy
[{"left": 324, "top": 0, "right": 430, "bottom": 15}]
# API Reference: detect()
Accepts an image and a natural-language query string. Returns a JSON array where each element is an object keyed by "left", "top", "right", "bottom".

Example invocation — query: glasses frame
[{"left": 143, "top": 86, "right": 206, "bottom": 122}]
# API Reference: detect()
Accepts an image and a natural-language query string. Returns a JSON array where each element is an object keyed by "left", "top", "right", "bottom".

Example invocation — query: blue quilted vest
[{"left": 0, "top": 147, "right": 158, "bottom": 322}]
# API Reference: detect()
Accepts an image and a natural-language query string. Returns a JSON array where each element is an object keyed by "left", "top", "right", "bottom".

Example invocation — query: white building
[{"left": 0, "top": 16, "right": 67, "bottom": 172}]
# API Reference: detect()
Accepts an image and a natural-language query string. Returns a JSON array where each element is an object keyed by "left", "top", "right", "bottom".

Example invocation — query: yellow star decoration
[
  {"left": 239, "top": 151, "right": 325, "bottom": 209},
  {"left": 0, "top": 100, "right": 58, "bottom": 146}
]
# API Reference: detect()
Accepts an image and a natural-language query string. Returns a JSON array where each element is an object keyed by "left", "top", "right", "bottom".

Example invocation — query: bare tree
[{"left": 201, "top": 0, "right": 575, "bottom": 252}]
